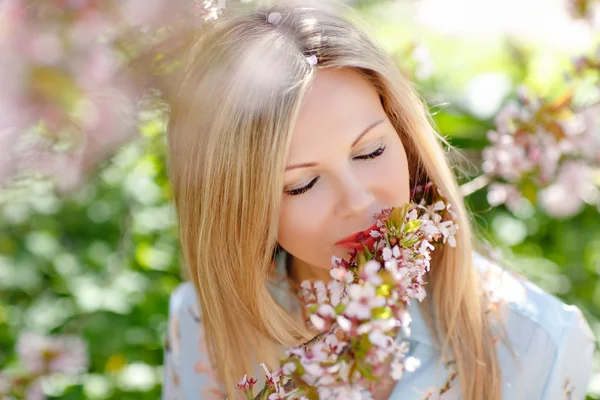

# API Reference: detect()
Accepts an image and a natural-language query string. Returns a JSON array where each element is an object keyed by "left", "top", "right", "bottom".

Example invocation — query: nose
[{"left": 333, "top": 171, "right": 376, "bottom": 219}]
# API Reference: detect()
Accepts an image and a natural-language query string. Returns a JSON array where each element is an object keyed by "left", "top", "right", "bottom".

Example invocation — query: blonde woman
[{"left": 160, "top": 1, "right": 595, "bottom": 399}]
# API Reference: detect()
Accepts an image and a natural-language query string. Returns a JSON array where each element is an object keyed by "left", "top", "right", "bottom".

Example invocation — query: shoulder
[
  {"left": 166, "top": 282, "right": 202, "bottom": 357},
  {"left": 169, "top": 281, "right": 200, "bottom": 318},
  {"left": 473, "top": 252, "right": 596, "bottom": 398},
  {"left": 473, "top": 252, "right": 594, "bottom": 346},
  {"left": 163, "top": 282, "right": 227, "bottom": 400}
]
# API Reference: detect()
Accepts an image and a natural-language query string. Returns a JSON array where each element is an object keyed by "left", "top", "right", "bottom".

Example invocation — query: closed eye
[
  {"left": 353, "top": 144, "right": 386, "bottom": 160},
  {"left": 284, "top": 144, "right": 386, "bottom": 196}
]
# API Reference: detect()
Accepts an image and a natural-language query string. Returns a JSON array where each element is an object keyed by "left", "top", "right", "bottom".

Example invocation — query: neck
[{"left": 287, "top": 254, "right": 333, "bottom": 287}]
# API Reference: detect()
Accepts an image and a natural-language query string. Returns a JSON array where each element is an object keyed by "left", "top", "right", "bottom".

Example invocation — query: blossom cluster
[
  {"left": 0, "top": 0, "right": 224, "bottom": 193},
  {"left": 572, "top": 43, "right": 600, "bottom": 76},
  {"left": 0, "top": 332, "right": 89, "bottom": 399},
  {"left": 482, "top": 83, "right": 600, "bottom": 218},
  {"left": 237, "top": 184, "right": 458, "bottom": 400},
  {"left": 479, "top": 6, "right": 600, "bottom": 219},
  {"left": 568, "top": 0, "right": 600, "bottom": 26}
]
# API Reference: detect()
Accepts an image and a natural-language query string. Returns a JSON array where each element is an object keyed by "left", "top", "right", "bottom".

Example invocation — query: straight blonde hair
[{"left": 165, "top": 1, "right": 502, "bottom": 398}]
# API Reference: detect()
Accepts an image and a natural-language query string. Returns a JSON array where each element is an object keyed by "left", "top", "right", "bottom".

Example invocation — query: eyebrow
[{"left": 285, "top": 118, "right": 386, "bottom": 171}]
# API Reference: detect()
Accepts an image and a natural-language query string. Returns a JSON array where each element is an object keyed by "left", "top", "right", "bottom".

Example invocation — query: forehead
[{"left": 289, "top": 68, "right": 384, "bottom": 157}]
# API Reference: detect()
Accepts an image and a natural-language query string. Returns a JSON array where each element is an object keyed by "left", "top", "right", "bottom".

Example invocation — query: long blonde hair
[{"left": 165, "top": 1, "right": 501, "bottom": 398}]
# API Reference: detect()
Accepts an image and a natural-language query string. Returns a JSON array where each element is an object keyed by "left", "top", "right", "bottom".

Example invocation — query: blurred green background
[{"left": 0, "top": 0, "right": 598, "bottom": 398}]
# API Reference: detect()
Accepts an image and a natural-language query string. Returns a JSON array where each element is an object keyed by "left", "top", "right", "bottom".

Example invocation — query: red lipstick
[{"left": 335, "top": 222, "right": 379, "bottom": 250}]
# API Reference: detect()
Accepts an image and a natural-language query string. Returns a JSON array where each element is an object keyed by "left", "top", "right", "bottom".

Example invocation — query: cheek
[{"left": 277, "top": 196, "right": 324, "bottom": 255}]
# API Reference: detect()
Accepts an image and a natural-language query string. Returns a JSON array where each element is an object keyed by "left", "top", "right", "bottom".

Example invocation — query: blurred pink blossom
[
  {"left": 482, "top": 84, "right": 600, "bottom": 217},
  {"left": 16, "top": 332, "right": 89, "bottom": 376},
  {"left": 539, "top": 161, "right": 599, "bottom": 218},
  {"left": 487, "top": 182, "right": 525, "bottom": 213},
  {"left": 0, "top": 373, "right": 10, "bottom": 397},
  {"left": 119, "top": 0, "right": 224, "bottom": 30},
  {"left": 0, "top": 0, "right": 224, "bottom": 193},
  {"left": 25, "top": 380, "right": 46, "bottom": 400},
  {"left": 0, "top": 128, "right": 19, "bottom": 185},
  {"left": 568, "top": 0, "right": 600, "bottom": 27}
]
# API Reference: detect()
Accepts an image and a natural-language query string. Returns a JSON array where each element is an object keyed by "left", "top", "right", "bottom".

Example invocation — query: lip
[{"left": 335, "top": 222, "right": 379, "bottom": 249}]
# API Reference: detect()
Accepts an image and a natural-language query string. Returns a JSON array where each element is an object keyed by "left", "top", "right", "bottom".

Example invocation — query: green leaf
[
  {"left": 403, "top": 219, "right": 423, "bottom": 234},
  {"left": 521, "top": 178, "right": 538, "bottom": 204},
  {"left": 401, "top": 236, "right": 420, "bottom": 247},
  {"left": 371, "top": 306, "right": 392, "bottom": 319},
  {"left": 356, "top": 362, "right": 379, "bottom": 381},
  {"left": 390, "top": 204, "right": 409, "bottom": 227}
]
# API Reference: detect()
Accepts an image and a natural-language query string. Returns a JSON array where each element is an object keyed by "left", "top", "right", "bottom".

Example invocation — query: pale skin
[{"left": 277, "top": 67, "right": 411, "bottom": 398}]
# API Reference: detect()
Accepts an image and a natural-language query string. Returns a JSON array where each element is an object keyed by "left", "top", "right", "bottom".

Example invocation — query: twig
[
  {"left": 303, "top": 322, "right": 339, "bottom": 347},
  {"left": 459, "top": 174, "right": 491, "bottom": 197}
]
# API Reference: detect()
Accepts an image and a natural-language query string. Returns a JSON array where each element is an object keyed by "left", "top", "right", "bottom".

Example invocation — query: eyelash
[{"left": 284, "top": 145, "right": 387, "bottom": 196}]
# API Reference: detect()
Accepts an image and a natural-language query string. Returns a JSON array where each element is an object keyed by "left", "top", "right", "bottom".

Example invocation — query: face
[{"left": 277, "top": 68, "right": 411, "bottom": 274}]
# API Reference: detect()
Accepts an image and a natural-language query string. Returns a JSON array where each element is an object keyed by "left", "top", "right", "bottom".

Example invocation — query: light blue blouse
[{"left": 162, "top": 250, "right": 596, "bottom": 399}]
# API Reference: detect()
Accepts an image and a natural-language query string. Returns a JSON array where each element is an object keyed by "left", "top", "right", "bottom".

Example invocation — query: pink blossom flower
[
  {"left": 268, "top": 385, "right": 288, "bottom": 400},
  {"left": 318, "top": 384, "right": 369, "bottom": 400},
  {"left": 539, "top": 161, "right": 598, "bottom": 218},
  {"left": 345, "top": 284, "right": 386, "bottom": 320},
  {"left": 236, "top": 374, "right": 258, "bottom": 391},
  {"left": 281, "top": 362, "right": 296, "bottom": 375},
  {"left": 368, "top": 330, "right": 393, "bottom": 348},
  {"left": 359, "top": 260, "right": 383, "bottom": 285},
  {"left": 16, "top": 332, "right": 88, "bottom": 375}
]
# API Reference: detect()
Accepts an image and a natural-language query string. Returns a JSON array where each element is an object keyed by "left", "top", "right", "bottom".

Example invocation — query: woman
[{"left": 161, "top": 1, "right": 595, "bottom": 399}]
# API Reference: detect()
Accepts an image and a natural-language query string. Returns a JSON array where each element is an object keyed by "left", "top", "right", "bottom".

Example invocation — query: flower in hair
[
  {"left": 306, "top": 54, "right": 318, "bottom": 66},
  {"left": 267, "top": 12, "right": 282, "bottom": 25}
]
